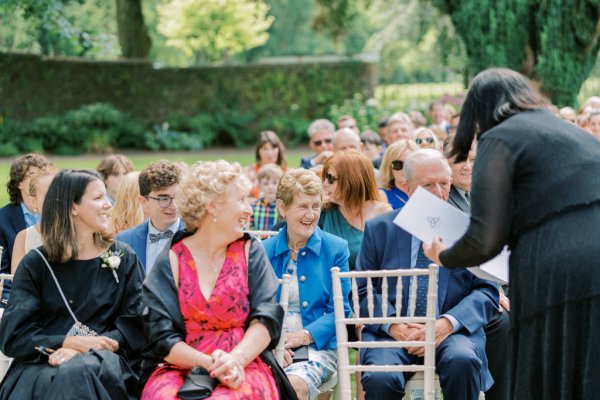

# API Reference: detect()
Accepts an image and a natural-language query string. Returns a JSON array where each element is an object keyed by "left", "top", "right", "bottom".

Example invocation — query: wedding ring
[{"left": 60, "top": 357, "right": 65, "bottom": 363}]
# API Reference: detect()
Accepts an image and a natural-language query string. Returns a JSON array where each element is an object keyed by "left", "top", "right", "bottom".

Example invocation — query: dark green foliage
[
  {"left": 143, "top": 125, "right": 206, "bottom": 151},
  {"left": 327, "top": 94, "right": 389, "bottom": 133},
  {"left": 0, "top": 52, "right": 374, "bottom": 148},
  {"left": 431, "top": 0, "right": 600, "bottom": 106},
  {"left": 26, "top": 103, "right": 144, "bottom": 155}
]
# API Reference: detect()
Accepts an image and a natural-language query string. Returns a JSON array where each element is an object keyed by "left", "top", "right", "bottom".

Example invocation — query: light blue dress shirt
[
  {"left": 20, "top": 203, "right": 40, "bottom": 227},
  {"left": 146, "top": 218, "right": 180, "bottom": 274}
]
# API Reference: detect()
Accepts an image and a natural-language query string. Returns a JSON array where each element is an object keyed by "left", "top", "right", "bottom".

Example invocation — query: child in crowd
[{"left": 250, "top": 164, "right": 283, "bottom": 232}]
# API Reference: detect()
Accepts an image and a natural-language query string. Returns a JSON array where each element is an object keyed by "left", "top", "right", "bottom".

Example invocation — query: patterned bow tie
[{"left": 149, "top": 230, "right": 174, "bottom": 244}]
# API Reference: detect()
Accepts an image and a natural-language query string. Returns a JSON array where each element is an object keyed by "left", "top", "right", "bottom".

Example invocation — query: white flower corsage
[{"left": 100, "top": 249, "right": 123, "bottom": 283}]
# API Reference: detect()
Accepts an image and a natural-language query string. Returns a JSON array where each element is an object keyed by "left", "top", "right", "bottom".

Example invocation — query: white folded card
[{"left": 393, "top": 187, "right": 509, "bottom": 284}]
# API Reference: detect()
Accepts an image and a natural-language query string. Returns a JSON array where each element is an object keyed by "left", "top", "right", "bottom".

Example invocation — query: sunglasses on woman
[
  {"left": 325, "top": 173, "right": 339, "bottom": 184},
  {"left": 415, "top": 137, "right": 434, "bottom": 145},
  {"left": 391, "top": 160, "right": 404, "bottom": 171}
]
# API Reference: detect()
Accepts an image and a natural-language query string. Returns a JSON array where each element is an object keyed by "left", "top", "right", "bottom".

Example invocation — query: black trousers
[{"left": 484, "top": 310, "right": 510, "bottom": 400}]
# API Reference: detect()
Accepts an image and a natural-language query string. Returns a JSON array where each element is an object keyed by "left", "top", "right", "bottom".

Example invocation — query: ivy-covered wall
[{"left": 0, "top": 52, "right": 376, "bottom": 123}]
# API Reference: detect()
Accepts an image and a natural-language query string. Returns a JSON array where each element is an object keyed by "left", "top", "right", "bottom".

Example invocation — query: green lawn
[{"left": 0, "top": 147, "right": 308, "bottom": 206}]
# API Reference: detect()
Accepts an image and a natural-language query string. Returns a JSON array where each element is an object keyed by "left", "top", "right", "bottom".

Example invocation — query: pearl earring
[{"left": 213, "top": 217, "right": 217, "bottom": 223}]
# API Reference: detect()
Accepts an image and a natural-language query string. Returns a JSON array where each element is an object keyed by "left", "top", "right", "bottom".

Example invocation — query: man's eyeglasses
[
  {"left": 325, "top": 173, "right": 339, "bottom": 185},
  {"left": 391, "top": 160, "right": 404, "bottom": 171},
  {"left": 146, "top": 195, "right": 175, "bottom": 208},
  {"left": 312, "top": 138, "right": 333, "bottom": 147},
  {"left": 415, "top": 137, "right": 435, "bottom": 145}
]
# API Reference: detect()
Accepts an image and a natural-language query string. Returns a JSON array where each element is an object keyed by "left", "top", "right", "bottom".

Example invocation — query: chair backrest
[
  {"left": 274, "top": 273, "right": 292, "bottom": 365},
  {"left": 331, "top": 265, "right": 439, "bottom": 400}
]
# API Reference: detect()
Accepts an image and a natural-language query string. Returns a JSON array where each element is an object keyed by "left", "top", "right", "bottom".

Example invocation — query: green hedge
[{"left": 0, "top": 52, "right": 375, "bottom": 150}]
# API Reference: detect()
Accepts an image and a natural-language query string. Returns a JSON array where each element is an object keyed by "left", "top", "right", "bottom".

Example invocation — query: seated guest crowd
[{"left": 0, "top": 94, "right": 597, "bottom": 400}]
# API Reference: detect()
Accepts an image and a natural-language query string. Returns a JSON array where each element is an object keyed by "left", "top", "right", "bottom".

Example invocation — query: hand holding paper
[
  {"left": 422, "top": 236, "right": 446, "bottom": 266},
  {"left": 394, "top": 187, "right": 509, "bottom": 284}
]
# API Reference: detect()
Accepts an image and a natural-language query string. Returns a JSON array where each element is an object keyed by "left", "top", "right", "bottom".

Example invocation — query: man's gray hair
[
  {"left": 307, "top": 119, "right": 335, "bottom": 138},
  {"left": 387, "top": 112, "right": 413, "bottom": 127},
  {"left": 404, "top": 149, "right": 450, "bottom": 183}
]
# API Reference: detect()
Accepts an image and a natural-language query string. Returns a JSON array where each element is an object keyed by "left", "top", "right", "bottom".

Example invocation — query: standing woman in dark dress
[
  {"left": 424, "top": 68, "right": 600, "bottom": 399},
  {"left": 0, "top": 169, "right": 145, "bottom": 399}
]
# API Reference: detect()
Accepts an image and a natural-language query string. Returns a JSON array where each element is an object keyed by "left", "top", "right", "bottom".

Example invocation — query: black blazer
[
  {"left": 448, "top": 185, "right": 470, "bottom": 214},
  {"left": 0, "top": 203, "right": 26, "bottom": 274}
]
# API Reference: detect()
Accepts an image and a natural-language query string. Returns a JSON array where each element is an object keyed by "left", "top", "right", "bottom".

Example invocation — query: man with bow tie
[
  {"left": 356, "top": 149, "right": 499, "bottom": 400},
  {"left": 117, "top": 160, "right": 185, "bottom": 272}
]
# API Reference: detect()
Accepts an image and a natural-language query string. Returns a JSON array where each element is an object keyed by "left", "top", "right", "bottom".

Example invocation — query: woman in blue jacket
[{"left": 263, "top": 168, "right": 351, "bottom": 400}]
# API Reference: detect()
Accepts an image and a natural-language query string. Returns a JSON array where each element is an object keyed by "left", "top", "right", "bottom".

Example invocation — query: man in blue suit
[
  {"left": 356, "top": 149, "right": 499, "bottom": 400},
  {"left": 0, "top": 154, "right": 50, "bottom": 276},
  {"left": 117, "top": 160, "right": 184, "bottom": 272},
  {"left": 299, "top": 119, "right": 335, "bottom": 169}
]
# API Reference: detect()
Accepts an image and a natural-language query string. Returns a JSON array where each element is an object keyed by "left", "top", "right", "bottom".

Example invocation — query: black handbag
[{"left": 177, "top": 367, "right": 218, "bottom": 400}]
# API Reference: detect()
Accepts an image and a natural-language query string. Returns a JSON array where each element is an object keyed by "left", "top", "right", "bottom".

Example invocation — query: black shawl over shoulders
[{"left": 140, "top": 232, "right": 297, "bottom": 400}]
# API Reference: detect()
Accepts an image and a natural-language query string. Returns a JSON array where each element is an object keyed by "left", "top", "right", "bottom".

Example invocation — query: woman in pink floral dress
[{"left": 141, "top": 161, "right": 296, "bottom": 400}]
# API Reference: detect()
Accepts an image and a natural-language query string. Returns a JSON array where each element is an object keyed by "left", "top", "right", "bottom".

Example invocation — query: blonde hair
[
  {"left": 380, "top": 139, "right": 420, "bottom": 190},
  {"left": 177, "top": 160, "right": 251, "bottom": 232},
  {"left": 258, "top": 163, "right": 284, "bottom": 182},
  {"left": 276, "top": 168, "right": 322, "bottom": 209},
  {"left": 110, "top": 171, "right": 144, "bottom": 232},
  {"left": 411, "top": 127, "right": 440, "bottom": 149},
  {"left": 27, "top": 166, "right": 57, "bottom": 199}
]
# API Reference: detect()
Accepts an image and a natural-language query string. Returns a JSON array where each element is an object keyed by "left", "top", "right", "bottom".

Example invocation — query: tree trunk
[{"left": 115, "top": 0, "right": 151, "bottom": 59}]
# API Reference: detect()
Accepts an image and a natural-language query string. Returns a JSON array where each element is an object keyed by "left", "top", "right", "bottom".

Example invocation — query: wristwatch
[{"left": 303, "top": 329, "right": 314, "bottom": 344}]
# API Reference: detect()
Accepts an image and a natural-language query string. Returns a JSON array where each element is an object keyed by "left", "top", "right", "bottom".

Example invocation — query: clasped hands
[
  {"left": 48, "top": 335, "right": 119, "bottom": 367},
  {"left": 280, "top": 329, "right": 311, "bottom": 367},
  {"left": 207, "top": 349, "right": 246, "bottom": 389},
  {"left": 389, "top": 317, "right": 453, "bottom": 357}
]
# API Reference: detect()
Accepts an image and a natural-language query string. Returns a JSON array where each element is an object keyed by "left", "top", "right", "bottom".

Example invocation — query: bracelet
[{"left": 303, "top": 329, "right": 314, "bottom": 344}]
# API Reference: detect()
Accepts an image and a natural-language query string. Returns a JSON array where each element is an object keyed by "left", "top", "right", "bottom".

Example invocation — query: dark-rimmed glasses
[
  {"left": 391, "top": 160, "right": 404, "bottom": 171},
  {"left": 146, "top": 195, "right": 175, "bottom": 208},
  {"left": 415, "top": 137, "right": 434, "bottom": 145},
  {"left": 325, "top": 173, "right": 339, "bottom": 184},
  {"left": 312, "top": 138, "right": 333, "bottom": 147}
]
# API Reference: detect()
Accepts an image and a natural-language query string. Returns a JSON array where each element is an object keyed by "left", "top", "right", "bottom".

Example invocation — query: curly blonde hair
[
  {"left": 109, "top": 171, "right": 144, "bottom": 232},
  {"left": 177, "top": 160, "right": 251, "bottom": 232}
]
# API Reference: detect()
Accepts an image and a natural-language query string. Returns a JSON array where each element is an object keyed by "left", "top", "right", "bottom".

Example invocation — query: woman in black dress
[
  {"left": 424, "top": 68, "right": 600, "bottom": 399},
  {"left": 0, "top": 169, "right": 145, "bottom": 399}
]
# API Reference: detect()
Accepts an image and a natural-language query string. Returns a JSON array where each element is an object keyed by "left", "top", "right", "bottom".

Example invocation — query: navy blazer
[
  {"left": 299, "top": 154, "right": 315, "bottom": 169},
  {"left": 0, "top": 204, "right": 26, "bottom": 274},
  {"left": 448, "top": 185, "right": 470, "bottom": 214},
  {"left": 356, "top": 209, "right": 499, "bottom": 387},
  {"left": 117, "top": 220, "right": 185, "bottom": 271}
]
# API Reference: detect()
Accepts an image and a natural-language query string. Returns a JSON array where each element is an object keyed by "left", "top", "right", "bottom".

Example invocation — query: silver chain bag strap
[{"left": 33, "top": 248, "right": 98, "bottom": 337}]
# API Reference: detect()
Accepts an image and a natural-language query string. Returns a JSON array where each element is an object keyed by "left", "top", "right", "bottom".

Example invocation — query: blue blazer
[
  {"left": 299, "top": 155, "right": 315, "bottom": 169},
  {"left": 357, "top": 209, "right": 499, "bottom": 387},
  {"left": 117, "top": 220, "right": 185, "bottom": 271},
  {"left": 263, "top": 225, "right": 351, "bottom": 351},
  {"left": 0, "top": 204, "right": 26, "bottom": 274}
]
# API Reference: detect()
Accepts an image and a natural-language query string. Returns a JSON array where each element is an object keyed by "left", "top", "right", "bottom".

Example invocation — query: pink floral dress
[{"left": 142, "top": 239, "right": 279, "bottom": 399}]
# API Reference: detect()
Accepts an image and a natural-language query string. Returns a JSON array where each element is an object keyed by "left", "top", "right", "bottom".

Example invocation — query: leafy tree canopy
[
  {"left": 317, "top": 0, "right": 600, "bottom": 106},
  {"left": 156, "top": 0, "right": 274, "bottom": 64}
]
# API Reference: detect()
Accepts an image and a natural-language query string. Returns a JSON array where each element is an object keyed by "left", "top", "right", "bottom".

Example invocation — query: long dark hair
[
  {"left": 451, "top": 68, "right": 546, "bottom": 162},
  {"left": 41, "top": 169, "right": 112, "bottom": 262}
]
